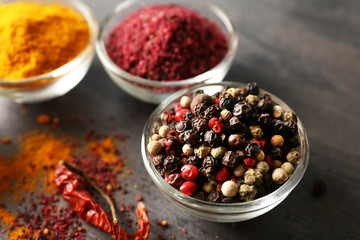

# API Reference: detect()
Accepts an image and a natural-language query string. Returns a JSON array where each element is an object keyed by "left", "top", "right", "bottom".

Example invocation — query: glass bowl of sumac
[
  {"left": 96, "top": 0, "right": 238, "bottom": 104},
  {"left": 141, "top": 81, "right": 309, "bottom": 222}
]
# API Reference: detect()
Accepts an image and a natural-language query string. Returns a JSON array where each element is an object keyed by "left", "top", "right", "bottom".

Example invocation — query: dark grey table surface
[{"left": 1, "top": 0, "right": 359, "bottom": 239}]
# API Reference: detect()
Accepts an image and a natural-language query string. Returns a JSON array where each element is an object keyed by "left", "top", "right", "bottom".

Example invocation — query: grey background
[{"left": 1, "top": 0, "right": 359, "bottom": 239}]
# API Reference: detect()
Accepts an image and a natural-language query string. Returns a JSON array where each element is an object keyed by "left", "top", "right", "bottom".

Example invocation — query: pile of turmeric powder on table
[{"left": 0, "top": 1, "right": 90, "bottom": 81}]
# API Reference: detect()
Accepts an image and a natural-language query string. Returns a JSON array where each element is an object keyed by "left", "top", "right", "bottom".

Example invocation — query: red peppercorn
[
  {"left": 215, "top": 98, "right": 220, "bottom": 105},
  {"left": 254, "top": 139, "right": 266, "bottom": 150},
  {"left": 181, "top": 164, "right": 199, "bottom": 181},
  {"left": 244, "top": 157, "right": 257, "bottom": 168},
  {"left": 180, "top": 181, "right": 198, "bottom": 195},
  {"left": 208, "top": 118, "right": 218, "bottom": 129},
  {"left": 215, "top": 166, "right": 231, "bottom": 182},
  {"left": 174, "top": 103, "right": 183, "bottom": 113},
  {"left": 208, "top": 118, "right": 224, "bottom": 133},
  {"left": 165, "top": 173, "right": 184, "bottom": 187},
  {"left": 175, "top": 109, "right": 191, "bottom": 121}
]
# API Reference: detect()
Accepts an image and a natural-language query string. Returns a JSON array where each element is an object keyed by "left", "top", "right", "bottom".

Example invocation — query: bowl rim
[
  {"left": 142, "top": 81, "right": 310, "bottom": 213},
  {"left": 95, "top": 0, "right": 238, "bottom": 87},
  {"left": 0, "top": 0, "right": 98, "bottom": 85}
]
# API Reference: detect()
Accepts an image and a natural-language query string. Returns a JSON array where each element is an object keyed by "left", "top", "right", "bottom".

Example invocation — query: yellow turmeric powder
[{"left": 0, "top": 2, "right": 90, "bottom": 81}]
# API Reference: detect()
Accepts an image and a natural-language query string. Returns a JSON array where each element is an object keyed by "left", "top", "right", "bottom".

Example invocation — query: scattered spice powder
[
  {"left": 0, "top": 129, "right": 142, "bottom": 239},
  {"left": 106, "top": 4, "right": 228, "bottom": 81},
  {"left": 0, "top": 1, "right": 90, "bottom": 81}
]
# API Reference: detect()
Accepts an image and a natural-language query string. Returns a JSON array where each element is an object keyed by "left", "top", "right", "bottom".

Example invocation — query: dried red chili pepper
[{"left": 55, "top": 162, "right": 150, "bottom": 240}]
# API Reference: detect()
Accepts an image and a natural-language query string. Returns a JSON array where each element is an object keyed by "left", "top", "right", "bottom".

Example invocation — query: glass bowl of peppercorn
[
  {"left": 0, "top": 0, "right": 98, "bottom": 103},
  {"left": 141, "top": 81, "right": 309, "bottom": 222},
  {"left": 96, "top": 0, "right": 238, "bottom": 104}
]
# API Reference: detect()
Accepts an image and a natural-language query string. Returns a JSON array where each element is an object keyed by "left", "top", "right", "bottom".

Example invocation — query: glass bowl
[
  {"left": 0, "top": 0, "right": 98, "bottom": 103},
  {"left": 141, "top": 82, "right": 309, "bottom": 222},
  {"left": 96, "top": 0, "right": 238, "bottom": 104}
]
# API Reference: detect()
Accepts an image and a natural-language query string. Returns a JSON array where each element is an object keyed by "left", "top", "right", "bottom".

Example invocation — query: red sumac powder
[{"left": 106, "top": 4, "right": 228, "bottom": 81}]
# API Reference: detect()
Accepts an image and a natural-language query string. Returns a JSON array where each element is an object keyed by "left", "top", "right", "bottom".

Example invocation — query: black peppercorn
[
  {"left": 258, "top": 113, "right": 272, "bottom": 130},
  {"left": 175, "top": 120, "right": 191, "bottom": 133},
  {"left": 193, "top": 191, "right": 207, "bottom": 201},
  {"left": 202, "top": 156, "right": 218, "bottom": 175},
  {"left": 183, "top": 111, "right": 194, "bottom": 121},
  {"left": 233, "top": 102, "right": 252, "bottom": 121},
  {"left": 287, "top": 135, "right": 300, "bottom": 148},
  {"left": 190, "top": 93, "right": 213, "bottom": 113},
  {"left": 221, "top": 197, "right": 233, "bottom": 203},
  {"left": 257, "top": 94, "right": 273, "bottom": 113},
  {"left": 204, "top": 130, "right": 220, "bottom": 147},
  {"left": 207, "top": 190, "right": 223, "bottom": 203},
  {"left": 271, "top": 147, "right": 284, "bottom": 159},
  {"left": 245, "top": 143, "right": 261, "bottom": 158},
  {"left": 152, "top": 154, "right": 165, "bottom": 170},
  {"left": 187, "top": 156, "right": 201, "bottom": 167},
  {"left": 222, "top": 151, "right": 240, "bottom": 168},
  {"left": 271, "top": 119, "right": 285, "bottom": 135},
  {"left": 192, "top": 118, "right": 209, "bottom": 132},
  {"left": 227, "top": 134, "right": 245, "bottom": 148},
  {"left": 219, "top": 93, "right": 235, "bottom": 110},
  {"left": 183, "top": 129, "right": 200, "bottom": 146},
  {"left": 163, "top": 155, "right": 182, "bottom": 174},
  {"left": 246, "top": 82, "right": 259, "bottom": 95},
  {"left": 204, "top": 105, "right": 221, "bottom": 119},
  {"left": 193, "top": 102, "right": 211, "bottom": 118},
  {"left": 283, "top": 119, "right": 298, "bottom": 137}
]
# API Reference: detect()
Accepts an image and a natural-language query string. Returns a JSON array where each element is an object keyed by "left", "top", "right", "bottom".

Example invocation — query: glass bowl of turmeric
[
  {"left": 96, "top": 0, "right": 238, "bottom": 104},
  {"left": 0, "top": 0, "right": 98, "bottom": 103}
]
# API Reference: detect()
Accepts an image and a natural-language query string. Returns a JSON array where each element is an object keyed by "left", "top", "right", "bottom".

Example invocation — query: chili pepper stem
[{"left": 59, "top": 160, "right": 119, "bottom": 224}]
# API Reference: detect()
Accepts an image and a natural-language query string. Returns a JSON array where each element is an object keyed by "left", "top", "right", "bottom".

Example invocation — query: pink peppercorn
[
  {"left": 174, "top": 103, "right": 183, "bottom": 112},
  {"left": 181, "top": 164, "right": 199, "bottom": 181},
  {"left": 180, "top": 181, "right": 198, "bottom": 195},
  {"left": 175, "top": 109, "right": 191, "bottom": 121},
  {"left": 106, "top": 5, "right": 228, "bottom": 81},
  {"left": 244, "top": 157, "right": 257, "bottom": 168},
  {"left": 215, "top": 166, "right": 231, "bottom": 182}
]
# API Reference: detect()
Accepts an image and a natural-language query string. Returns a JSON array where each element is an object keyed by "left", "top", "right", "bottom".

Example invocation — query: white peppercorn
[
  {"left": 194, "top": 145, "right": 211, "bottom": 159},
  {"left": 182, "top": 144, "right": 194, "bottom": 156},
  {"left": 211, "top": 146, "right": 226, "bottom": 159},
  {"left": 221, "top": 180, "right": 239, "bottom": 197},
  {"left": 158, "top": 138, "right": 166, "bottom": 148},
  {"left": 286, "top": 150, "right": 301, "bottom": 163},
  {"left": 245, "top": 94, "right": 259, "bottom": 104},
  {"left": 147, "top": 141, "right": 162, "bottom": 156},
  {"left": 202, "top": 182, "right": 215, "bottom": 193},
  {"left": 239, "top": 184, "right": 258, "bottom": 202},
  {"left": 256, "top": 150, "right": 265, "bottom": 161},
  {"left": 256, "top": 161, "right": 269, "bottom": 174},
  {"left": 244, "top": 169, "right": 263, "bottom": 186},
  {"left": 281, "top": 162, "right": 295, "bottom": 176},
  {"left": 151, "top": 134, "right": 162, "bottom": 141},
  {"left": 283, "top": 111, "right": 297, "bottom": 123},
  {"left": 273, "top": 105, "right": 284, "bottom": 119},
  {"left": 271, "top": 135, "right": 284, "bottom": 147},
  {"left": 272, "top": 160, "right": 283, "bottom": 169},
  {"left": 158, "top": 125, "right": 170, "bottom": 138},
  {"left": 226, "top": 88, "right": 238, "bottom": 98},
  {"left": 272, "top": 168, "right": 289, "bottom": 184},
  {"left": 180, "top": 96, "right": 192, "bottom": 108},
  {"left": 233, "top": 164, "right": 247, "bottom": 177},
  {"left": 220, "top": 109, "right": 232, "bottom": 122}
]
